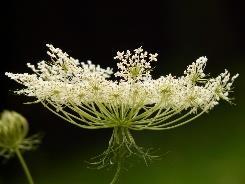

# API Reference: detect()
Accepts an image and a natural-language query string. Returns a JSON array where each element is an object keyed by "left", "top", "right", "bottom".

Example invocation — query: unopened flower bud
[{"left": 0, "top": 110, "right": 41, "bottom": 158}]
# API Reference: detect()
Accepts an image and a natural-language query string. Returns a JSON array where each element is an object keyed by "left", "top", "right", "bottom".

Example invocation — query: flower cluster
[
  {"left": 184, "top": 56, "right": 208, "bottom": 84},
  {"left": 5, "top": 45, "right": 238, "bottom": 175},
  {"left": 114, "top": 47, "right": 158, "bottom": 81},
  {"left": 6, "top": 45, "right": 238, "bottom": 129}
]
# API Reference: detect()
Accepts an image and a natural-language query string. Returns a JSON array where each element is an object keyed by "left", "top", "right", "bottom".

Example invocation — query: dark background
[{"left": 1, "top": 0, "right": 245, "bottom": 183}]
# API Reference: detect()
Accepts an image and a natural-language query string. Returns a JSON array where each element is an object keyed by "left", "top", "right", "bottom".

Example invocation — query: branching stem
[{"left": 110, "top": 161, "right": 121, "bottom": 184}]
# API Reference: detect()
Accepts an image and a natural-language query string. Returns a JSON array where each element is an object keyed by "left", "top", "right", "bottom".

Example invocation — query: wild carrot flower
[
  {"left": 6, "top": 45, "right": 238, "bottom": 183},
  {"left": 0, "top": 110, "right": 41, "bottom": 184}
]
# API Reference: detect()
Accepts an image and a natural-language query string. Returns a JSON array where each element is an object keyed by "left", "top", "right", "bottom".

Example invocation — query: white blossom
[
  {"left": 114, "top": 46, "right": 158, "bottom": 82},
  {"left": 5, "top": 45, "right": 239, "bottom": 129},
  {"left": 5, "top": 44, "right": 239, "bottom": 176},
  {"left": 149, "top": 53, "right": 158, "bottom": 61},
  {"left": 184, "top": 56, "right": 208, "bottom": 84}
]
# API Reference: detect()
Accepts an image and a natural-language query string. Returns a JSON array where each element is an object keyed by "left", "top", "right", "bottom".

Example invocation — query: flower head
[
  {"left": 5, "top": 45, "right": 239, "bottom": 177},
  {"left": 5, "top": 45, "right": 239, "bottom": 128}
]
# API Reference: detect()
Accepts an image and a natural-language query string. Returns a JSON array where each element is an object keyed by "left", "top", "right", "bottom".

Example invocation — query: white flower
[
  {"left": 134, "top": 46, "right": 143, "bottom": 54},
  {"left": 114, "top": 47, "right": 158, "bottom": 82},
  {"left": 5, "top": 44, "right": 239, "bottom": 177},
  {"left": 149, "top": 53, "right": 158, "bottom": 61},
  {"left": 184, "top": 56, "right": 208, "bottom": 84},
  {"left": 205, "top": 70, "right": 239, "bottom": 102},
  {"left": 5, "top": 45, "right": 239, "bottom": 127},
  {"left": 114, "top": 51, "right": 124, "bottom": 60}
]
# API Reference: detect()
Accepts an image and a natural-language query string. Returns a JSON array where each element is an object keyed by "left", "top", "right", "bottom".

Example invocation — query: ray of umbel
[{"left": 6, "top": 45, "right": 238, "bottom": 184}]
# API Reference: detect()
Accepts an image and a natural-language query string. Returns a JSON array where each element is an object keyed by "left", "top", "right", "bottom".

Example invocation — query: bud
[{"left": 0, "top": 110, "right": 41, "bottom": 159}]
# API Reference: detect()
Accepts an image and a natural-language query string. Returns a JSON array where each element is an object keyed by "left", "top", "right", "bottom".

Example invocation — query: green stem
[
  {"left": 15, "top": 149, "right": 35, "bottom": 184},
  {"left": 110, "top": 161, "right": 121, "bottom": 184}
]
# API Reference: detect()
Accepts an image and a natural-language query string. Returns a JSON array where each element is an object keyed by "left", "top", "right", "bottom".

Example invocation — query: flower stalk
[
  {"left": 15, "top": 148, "right": 34, "bottom": 184},
  {"left": 110, "top": 161, "right": 121, "bottom": 184}
]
